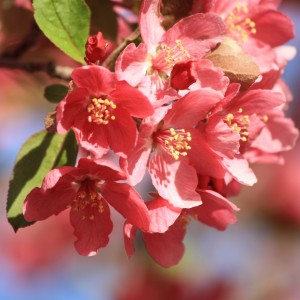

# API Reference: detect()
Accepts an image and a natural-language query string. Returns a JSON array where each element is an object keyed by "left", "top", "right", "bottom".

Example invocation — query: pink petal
[
  {"left": 204, "top": 115, "right": 240, "bottom": 159},
  {"left": 139, "top": 0, "right": 165, "bottom": 52},
  {"left": 225, "top": 89, "right": 284, "bottom": 116},
  {"left": 188, "top": 129, "right": 226, "bottom": 178},
  {"left": 243, "top": 39, "right": 276, "bottom": 74},
  {"left": 190, "top": 190, "right": 238, "bottom": 230},
  {"left": 72, "top": 66, "right": 117, "bottom": 97},
  {"left": 253, "top": 10, "right": 295, "bottom": 47},
  {"left": 146, "top": 196, "right": 182, "bottom": 233},
  {"left": 143, "top": 218, "right": 186, "bottom": 268},
  {"left": 162, "top": 13, "right": 226, "bottom": 59},
  {"left": 251, "top": 111, "right": 299, "bottom": 153},
  {"left": 123, "top": 221, "right": 137, "bottom": 257},
  {"left": 70, "top": 199, "right": 113, "bottom": 256},
  {"left": 106, "top": 108, "right": 137, "bottom": 158},
  {"left": 222, "top": 156, "right": 257, "bottom": 186},
  {"left": 110, "top": 81, "right": 154, "bottom": 118},
  {"left": 102, "top": 182, "right": 150, "bottom": 231},
  {"left": 189, "top": 59, "right": 229, "bottom": 94},
  {"left": 121, "top": 124, "right": 153, "bottom": 186},
  {"left": 23, "top": 168, "right": 77, "bottom": 221},
  {"left": 149, "top": 150, "right": 202, "bottom": 209},
  {"left": 56, "top": 88, "right": 89, "bottom": 134},
  {"left": 77, "top": 158, "right": 126, "bottom": 181},
  {"left": 115, "top": 43, "right": 150, "bottom": 86},
  {"left": 41, "top": 166, "right": 75, "bottom": 191},
  {"left": 164, "top": 89, "right": 223, "bottom": 128},
  {"left": 73, "top": 119, "right": 109, "bottom": 157}
]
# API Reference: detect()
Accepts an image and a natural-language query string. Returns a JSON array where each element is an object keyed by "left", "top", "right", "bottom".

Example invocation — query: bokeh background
[{"left": 1, "top": 1, "right": 300, "bottom": 299}]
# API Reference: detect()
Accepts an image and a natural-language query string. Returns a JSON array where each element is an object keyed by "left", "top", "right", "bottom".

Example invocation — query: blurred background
[{"left": 1, "top": 1, "right": 300, "bottom": 299}]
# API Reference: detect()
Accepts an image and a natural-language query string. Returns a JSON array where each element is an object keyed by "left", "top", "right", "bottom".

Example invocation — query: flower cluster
[{"left": 23, "top": 0, "right": 298, "bottom": 267}]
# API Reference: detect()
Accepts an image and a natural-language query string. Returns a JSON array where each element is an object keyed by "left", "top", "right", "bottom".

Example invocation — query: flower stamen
[
  {"left": 225, "top": 3, "right": 257, "bottom": 43},
  {"left": 158, "top": 128, "right": 192, "bottom": 160},
  {"left": 87, "top": 98, "right": 117, "bottom": 125},
  {"left": 224, "top": 108, "right": 250, "bottom": 142},
  {"left": 71, "top": 180, "right": 105, "bottom": 220}
]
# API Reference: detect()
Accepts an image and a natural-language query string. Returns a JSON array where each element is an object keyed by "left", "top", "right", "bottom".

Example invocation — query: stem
[
  {"left": 0, "top": 58, "right": 72, "bottom": 81},
  {"left": 102, "top": 27, "right": 140, "bottom": 69}
]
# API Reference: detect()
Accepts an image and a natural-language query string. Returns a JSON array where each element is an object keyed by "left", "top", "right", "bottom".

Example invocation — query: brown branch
[
  {"left": 102, "top": 27, "right": 140, "bottom": 69},
  {"left": 0, "top": 58, "right": 72, "bottom": 81}
]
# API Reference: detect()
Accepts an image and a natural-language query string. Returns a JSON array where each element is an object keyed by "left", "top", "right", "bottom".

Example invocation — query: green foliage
[
  {"left": 44, "top": 84, "right": 69, "bottom": 103},
  {"left": 7, "top": 130, "right": 78, "bottom": 231},
  {"left": 33, "top": 0, "right": 91, "bottom": 64}
]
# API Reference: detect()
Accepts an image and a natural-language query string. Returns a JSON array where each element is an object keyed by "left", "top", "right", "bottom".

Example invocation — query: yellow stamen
[
  {"left": 87, "top": 98, "right": 116, "bottom": 125},
  {"left": 164, "top": 128, "right": 192, "bottom": 160},
  {"left": 225, "top": 3, "right": 256, "bottom": 44}
]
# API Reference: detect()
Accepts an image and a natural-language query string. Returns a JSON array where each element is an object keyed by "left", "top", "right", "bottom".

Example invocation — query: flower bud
[
  {"left": 170, "top": 61, "right": 196, "bottom": 90},
  {"left": 84, "top": 32, "right": 108, "bottom": 64}
]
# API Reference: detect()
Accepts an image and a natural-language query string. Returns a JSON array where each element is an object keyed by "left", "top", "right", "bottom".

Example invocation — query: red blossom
[
  {"left": 23, "top": 159, "right": 150, "bottom": 256},
  {"left": 84, "top": 32, "right": 108, "bottom": 65}
]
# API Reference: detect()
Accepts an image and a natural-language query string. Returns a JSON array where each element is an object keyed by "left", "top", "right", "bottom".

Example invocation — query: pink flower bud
[
  {"left": 170, "top": 61, "right": 196, "bottom": 90},
  {"left": 84, "top": 32, "right": 108, "bottom": 64}
]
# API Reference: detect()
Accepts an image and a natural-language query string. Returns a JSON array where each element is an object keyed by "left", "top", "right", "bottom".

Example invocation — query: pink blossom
[
  {"left": 23, "top": 158, "right": 150, "bottom": 256},
  {"left": 56, "top": 65, "right": 154, "bottom": 158},
  {"left": 122, "top": 85, "right": 231, "bottom": 208},
  {"left": 202, "top": 0, "right": 294, "bottom": 74},
  {"left": 116, "top": 0, "right": 226, "bottom": 102},
  {"left": 124, "top": 191, "right": 238, "bottom": 267},
  {"left": 246, "top": 109, "right": 299, "bottom": 164}
]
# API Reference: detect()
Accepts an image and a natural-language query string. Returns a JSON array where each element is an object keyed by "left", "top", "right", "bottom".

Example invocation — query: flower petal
[
  {"left": 73, "top": 120, "right": 109, "bottom": 157},
  {"left": 70, "top": 199, "right": 113, "bottom": 256},
  {"left": 56, "top": 88, "right": 89, "bottom": 134},
  {"left": 106, "top": 108, "right": 137, "bottom": 158},
  {"left": 115, "top": 43, "right": 150, "bottom": 87},
  {"left": 102, "top": 182, "right": 150, "bottom": 231},
  {"left": 143, "top": 218, "right": 186, "bottom": 268},
  {"left": 110, "top": 81, "right": 154, "bottom": 118},
  {"left": 190, "top": 189, "right": 238, "bottom": 230},
  {"left": 222, "top": 156, "right": 257, "bottom": 186},
  {"left": 188, "top": 129, "right": 226, "bottom": 178},
  {"left": 149, "top": 151, "right": 202, "bottom": 209},
  {"left": 72, "top": 66, "right": 116, "bottom": 97},
  {"left": 164, "top": 89, "right": 223, "bottom": 128},
  {"left": 253, "top": 10, "right": 295, "bottom": 47},
  {"left": 162, "top": 13, "right": 226, "bottom": 59},
  {"left": 77, "top": 158, "right": 126, "bottom": 181},
  {"left": 121, "top": 124, "right": 153, "bottom": 186},
  {"left": 123, "top": 221, "right": 137, "bottom": 258},
  {"left": 139, "top": 0, "right": 165, "bottom": 52},
  {"left": 23, "top": 167, "right": 76, "bottom": 221},
  {"left": 146, "top": 196, "right": 182, "bottom": 233}
]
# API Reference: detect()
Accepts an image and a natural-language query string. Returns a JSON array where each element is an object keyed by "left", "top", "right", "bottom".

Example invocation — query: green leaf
[
  {"left": 33, "top": 0, "right": 91, "bottom": 64},
  {"left": 7, "top": 130, "right": 78, "bottom": 232},
  {"left": 44, "top": 84, "right": 69, "bottom": 103}
]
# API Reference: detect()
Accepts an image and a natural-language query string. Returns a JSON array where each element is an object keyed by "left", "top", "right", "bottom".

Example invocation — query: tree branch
[
  {"left": 102, "top": 27, "right": 140, "bottom": 69},
  {"left": 0, "top": 58, "right": 72, "bottom": 81}
]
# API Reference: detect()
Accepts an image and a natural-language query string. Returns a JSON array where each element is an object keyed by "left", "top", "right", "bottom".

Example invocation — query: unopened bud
[
  {"left": 170, "top": 61, "right": 196, "bottom": 90},
  {"left": 84, "top": 32, "right": 108, "bottom": 65}
]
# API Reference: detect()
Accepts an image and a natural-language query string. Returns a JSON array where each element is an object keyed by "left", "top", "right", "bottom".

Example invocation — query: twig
[
  {"left": 0, "top": 58, "right": 72, "bottom": 81},
  {"left": 102, "top": 27, "right": 140, "bottom": 69}
]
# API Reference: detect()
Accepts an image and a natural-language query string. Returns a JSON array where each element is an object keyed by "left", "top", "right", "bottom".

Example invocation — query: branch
[
  {"left": 102, "top": 27, "right": 140, "bottom": 69},
  {"left": 0, "top": 58, "right": 72, "bottom": 81}
]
